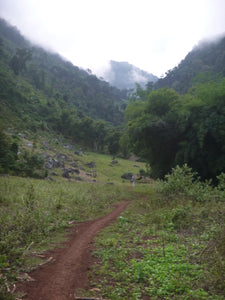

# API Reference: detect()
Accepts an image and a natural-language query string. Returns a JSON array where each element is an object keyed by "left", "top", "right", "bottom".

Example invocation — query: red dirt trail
[{"left": 17, "top": 201, "right": 130, "bottom": 300}]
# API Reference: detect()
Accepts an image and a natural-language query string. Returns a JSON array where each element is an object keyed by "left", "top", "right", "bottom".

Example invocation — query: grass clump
[
  {"left": 89, "top": 165, "right": 225, "bottom": 300},
  {"left": 0, "top": 175, "right": 130, "bottom": 299}
]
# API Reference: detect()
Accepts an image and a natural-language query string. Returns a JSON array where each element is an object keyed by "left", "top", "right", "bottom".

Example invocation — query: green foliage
[
  {"left": 10, "top": 48, "right": 32, "bottom": 75},
  {"left": 155, "top": 36, "right": 225, "bottom": 94},
  {"left": 107, "top": 129, "right": 121, "bottom": 155},
  {"left": 0, "top": 129, "right": 18, "bottom": 173},
  {"left": 0, "top": 129, "right": 45, "bottom": 177},
  {"left": 125, "top": 88, "right": 180, "bottom": 178},
  {"left": 125, "top": 78, "right": 225, "bottom": 181},
  {"left": 0, "top": 18, "right": 126, "bottom": 154},
  {"left": 88, "top": 173, "right": 225, "bottom": 300},
  {"left": 0, "top": 176, "right": 129, "bottom": 298}
]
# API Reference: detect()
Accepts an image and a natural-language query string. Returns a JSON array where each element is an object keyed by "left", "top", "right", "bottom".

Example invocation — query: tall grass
[
  {"left": 88, "top": 165, "right": 225, "bottom": 299},
  {"left": 0, "top": 176, "right": 131, "bottom": 299}
]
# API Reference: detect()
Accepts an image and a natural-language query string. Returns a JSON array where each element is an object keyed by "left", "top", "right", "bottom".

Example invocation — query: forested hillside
[
  {"left": 121, "top": 34, "right": 225, "bottom": 182},
  {"left": 125, "top": 77, "right": 225, "bottom": 182},
  {"left": 1, "top": 17, "right": 225, "bottom": 183},
  {"left": 0, "top": 18, "right": 127, "bottom": 135},
  {"left": 155, "top": 36, "right": 225, "bottom": 93}
]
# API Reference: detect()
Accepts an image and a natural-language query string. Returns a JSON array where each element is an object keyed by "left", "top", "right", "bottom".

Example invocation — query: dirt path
[{"left": 18, "top": 201, "right": 129, "bottom": 300}]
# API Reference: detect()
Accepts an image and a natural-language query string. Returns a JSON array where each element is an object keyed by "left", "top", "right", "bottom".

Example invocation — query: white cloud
[{"left": 0, "top": 0, "right": 225, "bottom": 77}]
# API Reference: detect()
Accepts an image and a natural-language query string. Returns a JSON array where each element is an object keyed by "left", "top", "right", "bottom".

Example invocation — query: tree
[
  {"left": 125, "top": 88, "right": 180, "bottom": 178},
  {"left": 174, "top": 79, "right": 225, "bottom": 181},
  {"left": 107, "top": 129, "right": 121, "bottom": 155},
  {"left": 10, "top": 48, "right": 32, "bottom": 75},
  {"left": 126, "top": 80, "right": 225, "bottom": 181}
]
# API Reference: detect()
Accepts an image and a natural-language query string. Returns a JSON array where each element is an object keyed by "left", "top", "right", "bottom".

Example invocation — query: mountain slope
[
  {"left": 102, "top": 60, "right": 158, "bottom": 90},
  {"left": 154, "top": 36, "right": 225, "bottom": 93},
  {"left": 0, "top": 18, "right": 127, "bottom": 128}
]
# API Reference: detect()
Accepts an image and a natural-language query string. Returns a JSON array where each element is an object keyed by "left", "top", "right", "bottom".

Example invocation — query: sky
[{"left": 0, "top": 0, "right": 225, "bottom": 78}]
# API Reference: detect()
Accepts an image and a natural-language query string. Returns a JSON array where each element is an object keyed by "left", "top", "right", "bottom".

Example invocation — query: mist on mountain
[{"left": 101, "top": 60, "right": 158, "bottom": 90}]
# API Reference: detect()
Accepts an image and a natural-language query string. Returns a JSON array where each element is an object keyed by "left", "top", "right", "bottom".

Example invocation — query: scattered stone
[
  {"left": 50, "top": 171, "right": 58, "bottom": 176},
  {"left": 71, "top": 162, "right": 79, "bottom": 168},
  {"left": 74, "top": 150, "right": 83, "bottom": 156},
  {"left": 111, "top": 160, "right": 118, "bottom": 164},
  {"left": 64, "top": 144, "right": 73, "bottom": 150},
  {"left": 25, "top": 143, "right": 33, "bottom": 148},
  {"left": 74, "top": 168, "right": 80, "bottom": 174},
  {"left": 45, "top": 176, "right": 54, "bottom": 181},
  {"left": 121, "top": 173, "right": 133, "bottom": 180},
  {"left": 18, "top": 133, "right": 25, "bottom": 138},
  {"left": 62, "top": 170, "right": 71, "bottom": 179},
  {"left": 86, "top": 161, "right": 96, "bottom": 168},
  {"left": 75, "top": 177, "right": 82, "bottom": 181}
]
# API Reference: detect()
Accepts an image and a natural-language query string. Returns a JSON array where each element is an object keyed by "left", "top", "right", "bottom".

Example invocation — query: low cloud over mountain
[{"left": 102, "top": 60, "right": 158, "bottom": 90}]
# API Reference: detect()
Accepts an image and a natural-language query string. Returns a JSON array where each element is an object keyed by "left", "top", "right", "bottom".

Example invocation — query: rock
[
  {"left": 121, "top": 173, "right": 133, "bottom": 180},
  {"left": 44, "top": 157, "right": 61, "bottom": 169},
  {"left": 50, "top": 171, "right": 58, "bottom": 176},
  {"left": 62, "top": 170, "right": 71, "bottom": 178},
  {"left": 74, "top": 169, "right": 80, "bottom": 174},
  {"left": 111, "top": 160, "right": 118, "bottom": 164},
  {"left": 64, "top": 144, "right": 73, "bottom": 150},
  {"left": 74, "top": 150, "right": 83, "bottom": 156},
  {"left": 71, "top": 162, "right": 79, "bottom": 168},
  {"left": 45, "top": 176, "right": 54, "bottom": 181},
  {"left": 86, "top": 161, "right": 96, "bottom": 168},
  {"left": 25, "top": 143, "right": 33, "bottom": 148}
]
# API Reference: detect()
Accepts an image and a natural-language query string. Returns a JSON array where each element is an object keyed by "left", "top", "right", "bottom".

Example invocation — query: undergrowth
[
  {"left": 89, "top": 165, "right": 225, "bottom": 300},
  {"left": 0, "top": 176, "right": 130, "bottom": 299}
]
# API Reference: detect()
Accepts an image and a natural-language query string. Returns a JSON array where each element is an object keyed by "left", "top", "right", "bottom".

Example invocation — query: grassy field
[
  {"left": 86, "top": 167, "right": 225, "bottom": 300},
  {"left": 1, "top": 146, "right": 225, "bottom": 299},
  {"left": 0, "top": 142, "right": 145, "bottom": 299}
]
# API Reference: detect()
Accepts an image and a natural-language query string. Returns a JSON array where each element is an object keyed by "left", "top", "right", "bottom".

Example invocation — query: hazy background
[{"left": 0, "top": 0, "right": 225, "bottom": 77}]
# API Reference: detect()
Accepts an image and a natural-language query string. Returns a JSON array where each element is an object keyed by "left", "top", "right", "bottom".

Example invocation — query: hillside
[
  {"left": 102, "top": 60, "right": 158, "bottom": 90},
  {"left": 154, "top": 36, "right": 225, "bottom": 93},
  {"left": 0, "top": 18, "right": 127, "bottom": 131}
]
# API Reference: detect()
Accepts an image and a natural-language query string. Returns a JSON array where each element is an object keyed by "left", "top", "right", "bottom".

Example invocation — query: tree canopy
[{"left": 125, "top": 80, "right": 225, "bottom": 181}]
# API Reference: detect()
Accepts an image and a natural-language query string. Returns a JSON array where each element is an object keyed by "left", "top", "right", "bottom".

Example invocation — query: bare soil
[{"left": 17, "top": 201, "right": 130, "bottom": 300}]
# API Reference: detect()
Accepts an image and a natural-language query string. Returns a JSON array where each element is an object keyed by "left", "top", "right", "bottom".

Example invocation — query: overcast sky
[{"left": 0, "top": 0, "right": 225, "bottom": 77}]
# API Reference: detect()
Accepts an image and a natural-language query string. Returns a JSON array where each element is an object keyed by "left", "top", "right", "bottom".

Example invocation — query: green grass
[
  {"left": 1, "top": 152, "right": 225, "bottom": 300},
  {"left": 0, "top": 172, "right": 134, "bottom": 299},
  {"left": 86, "top": 178, "right": 225, "bottom": 300}
]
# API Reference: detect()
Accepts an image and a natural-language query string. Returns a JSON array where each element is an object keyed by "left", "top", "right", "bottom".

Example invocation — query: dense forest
[
  {"left": 0, "top": 18, "right": 128, "bottom": 152},
  {"left": 1, "top": 17, "right": 225, "bottom": 183},
  {"left": 155, "top": 37, "right": 225, "bottom": 93}
]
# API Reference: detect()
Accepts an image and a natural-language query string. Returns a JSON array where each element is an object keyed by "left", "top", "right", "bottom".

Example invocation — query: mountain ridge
[
  {"left": 102, "top": 60, "right": 158, "bottom": 90},
  {"left": 154, "top": 36, "right": 225, "bottom": 93}
]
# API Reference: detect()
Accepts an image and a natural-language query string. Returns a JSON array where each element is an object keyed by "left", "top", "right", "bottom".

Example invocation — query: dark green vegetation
[
  {"left": 0, "top": 128, "right": 45, "bottom": 177},
  {"left": 0, "top": 18, "right": 127, "bottom": 154},
  {"left": 125, "top": 79, "right": 225, "bottom": 181},
  {"left": 155, "top": 37, "right": 225, "bottom": 94},
  {"left": 1, "top": 18, "right": 225, "bottom": 181},
  {"left": 1, "top": 16, "right": 225, "bottom": 300}
]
